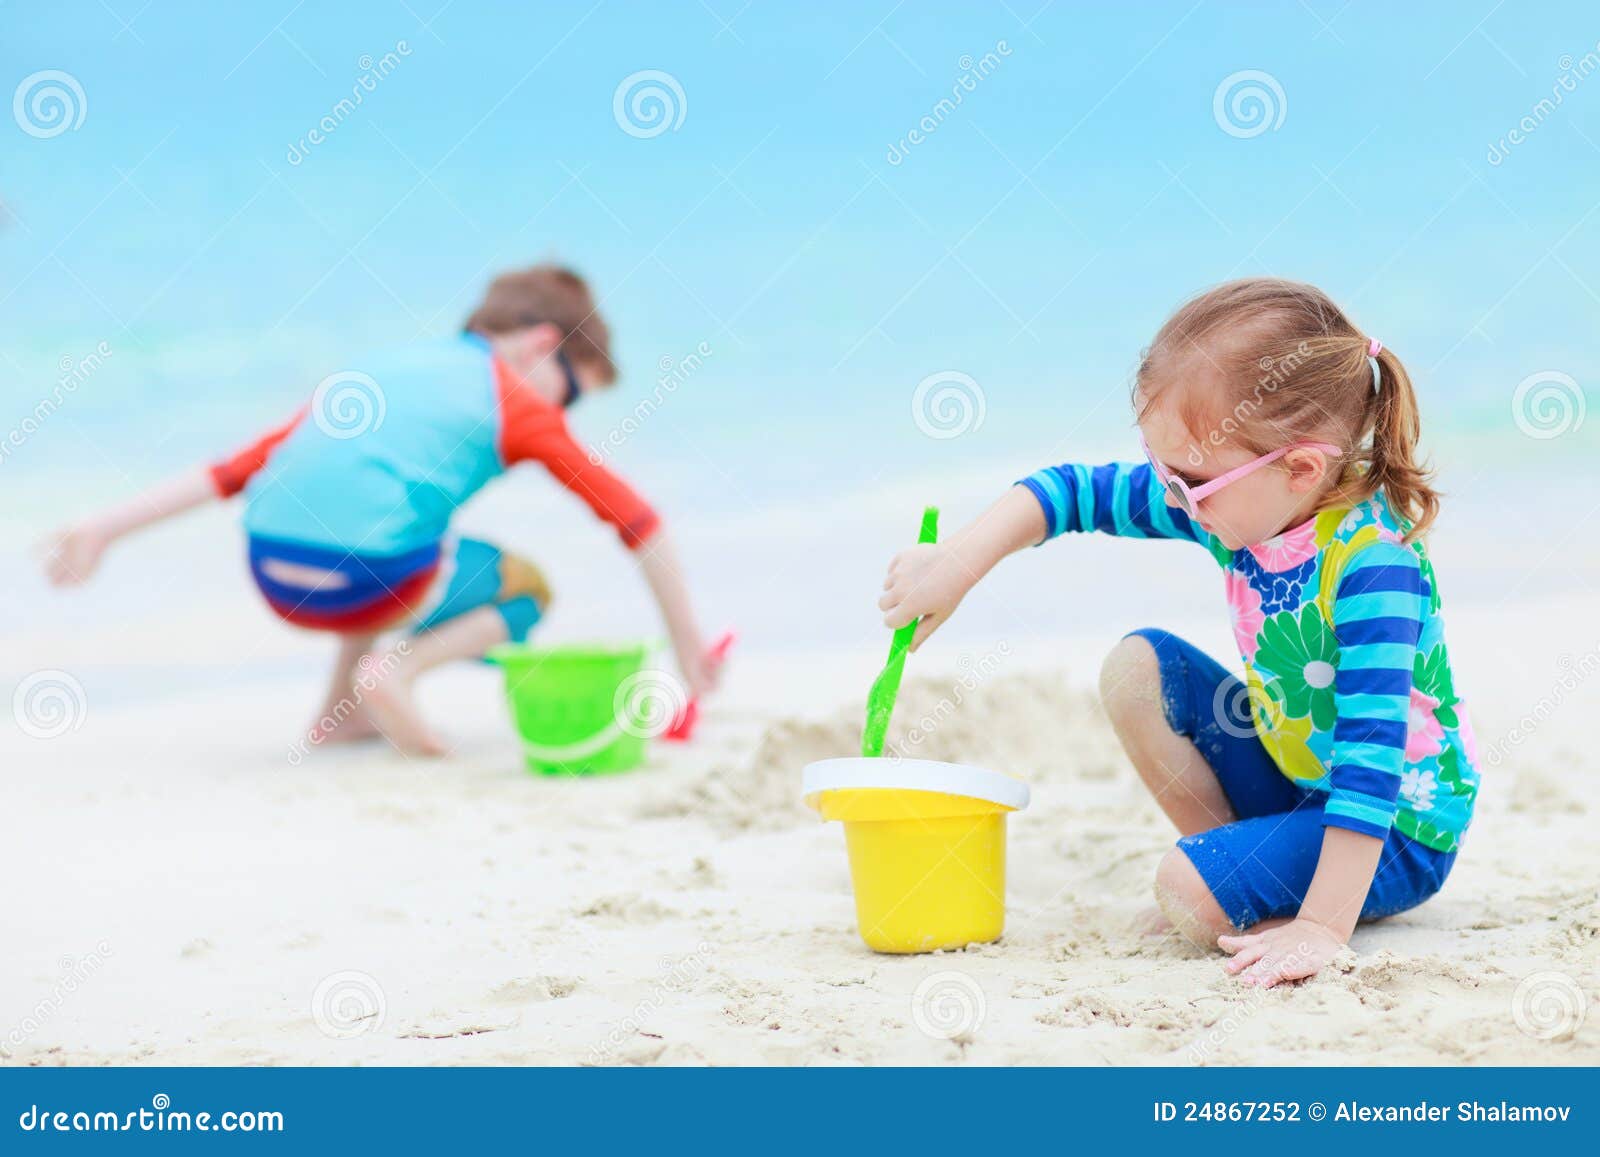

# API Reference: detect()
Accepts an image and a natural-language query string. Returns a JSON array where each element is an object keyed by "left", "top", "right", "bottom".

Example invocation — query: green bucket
[{"left": 487, "top": 643, "right": 653, "bottom": 775}]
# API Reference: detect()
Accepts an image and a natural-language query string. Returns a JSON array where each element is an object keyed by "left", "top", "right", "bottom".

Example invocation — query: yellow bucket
[{"left": 802, "top": 757, "right": 1031, "bottom": 954}]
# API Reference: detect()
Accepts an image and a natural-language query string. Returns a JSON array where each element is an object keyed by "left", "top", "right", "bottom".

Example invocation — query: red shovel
[{"left": 661, "top": 631, "right": 736, "bottom": 742}]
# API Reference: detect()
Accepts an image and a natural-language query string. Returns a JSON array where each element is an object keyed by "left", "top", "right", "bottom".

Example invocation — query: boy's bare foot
[
  {"left": 361, "top": 666, "right": 448, "bottom": 758},
  {"left": 307, "top": 705, "right": 382, "bottom": 746}
]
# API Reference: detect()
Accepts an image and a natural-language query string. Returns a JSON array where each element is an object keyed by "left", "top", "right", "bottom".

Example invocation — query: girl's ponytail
[
  {"left": 1353, "top": 346, "right": 1439, "bottom": 542},
  {"left": 1137, "top": 279, "right": 1444, "bottom": 543}
]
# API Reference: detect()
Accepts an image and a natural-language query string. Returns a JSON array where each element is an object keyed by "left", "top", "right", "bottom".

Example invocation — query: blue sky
[{"left": 3, "top": 0, "right": 1597, "bottom": 505}]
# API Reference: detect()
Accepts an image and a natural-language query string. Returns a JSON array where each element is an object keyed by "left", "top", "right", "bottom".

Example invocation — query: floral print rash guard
[{"left": 1021, "top": 462, "right": 1479, "bottom": 853}]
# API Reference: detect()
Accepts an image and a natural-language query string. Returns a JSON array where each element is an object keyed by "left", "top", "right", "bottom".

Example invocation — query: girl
[{"left": 879, "top": 278, "right": 1477, "bottom": 987}]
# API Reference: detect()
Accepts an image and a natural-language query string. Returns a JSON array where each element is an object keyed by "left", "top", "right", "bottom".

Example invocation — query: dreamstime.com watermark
[
  {"left": 0, "top": 341, "right": 113, "bottom": 468},
  {"left": 587, "top": 341, "right": 713, "bottom": 464},
  {"left": 613, "top": 70, "right": 687, "bottom": 138},
  {"left": 1212, "top": 70, "right": 1286, "bottom": 139},
  {"left": 1184, "top": 342, "right": 1311, "bottom": 466},
  {"left": 1, "top": 942, "right": 112, "bottom": 1060},
  {"left": 613, "top": 668, "right": 690, "bottom": 740},
  {"left": 589, "top": 941, "right": 715, "bottom": 1062},
  {"left": 1510, "top": 370, "right": 1586, "bottom": 440},
  {"left": 12, "top": 668, "right": 89, "bottom": 739},
  {"left": 886, "top": 41, "right": 1013, "bottom": 166},
  {"left": 912, "top": 369, "right": 986, "bottom": 439},
  {"left": 312, "top": 969, "right": 387, "bottom": 1039},
  {"left": 12, "top": 69, "right": 86, "bottom": 139},
  {"left": 1487, "top": 45, "right": 1600, "bottom": 166},
  {"left": 17, "top": 1094, "right": 283, "bottom": 1134},
  {"left": 1188, "top": 941, "right": 1314, "bottom": 1062},
  {"left": 310, "top": 369, "right": 386, "bottom": 439},
  {"left": 286, "top": 42, "right": 412, "bottom": 165},
  {"left": 287, "top": 643, "right": 410, "bottom": 765},
  {"left": 891, "top": 642, "right": 1012, "bottom": 759},
  {"left": 1510, "top": 970, "right": 1588, "bottom": 1041},
  {"left": 911, "top": 970, "right": 987, "bottom": 1041},
  {"left": 1482, "top": 643, "right": 1600, "bottom": 767}
]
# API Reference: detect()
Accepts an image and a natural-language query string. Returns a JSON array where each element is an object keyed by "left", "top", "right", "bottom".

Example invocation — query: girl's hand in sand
[
  {"left": 879, "top": 542, "right": 979, "bottom": 650},
  {"left": 1218, "top": 918, "right": 1346, "bottom": 988},
  {"left": 42, "top": 522, "right": 113, "bottom": 586}
]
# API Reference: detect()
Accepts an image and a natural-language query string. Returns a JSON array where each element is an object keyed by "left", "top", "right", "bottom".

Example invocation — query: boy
[{"left": 45, "top": 265, "right": 719, "bottom": 756}]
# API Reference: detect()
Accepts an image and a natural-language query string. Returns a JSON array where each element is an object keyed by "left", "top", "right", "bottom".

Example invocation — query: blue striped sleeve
[
  {"left": 1018, "top": 462, "right": 1206, "bottom": 545},
  {"left": 1323, "top": 541, "right": 1426, "bottom": 840}
]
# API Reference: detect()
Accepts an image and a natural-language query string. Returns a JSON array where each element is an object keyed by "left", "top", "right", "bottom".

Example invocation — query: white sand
[{"left": 4, "top": 595, "right": 1596, "bottom": 1067}]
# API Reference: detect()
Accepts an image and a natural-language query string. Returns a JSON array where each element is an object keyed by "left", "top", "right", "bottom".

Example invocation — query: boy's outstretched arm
[
  {"left": 43, "top": 411, "right": 302, "bottom": 586},
  {"left": 634, "top": 531, "right": 717, "bottom": 698},
  {"left": 43, "top": 467, "right": 218, "bottom": 586},
  {"left": 879, "top": 484, "right": 1046, "bottom": 650}
]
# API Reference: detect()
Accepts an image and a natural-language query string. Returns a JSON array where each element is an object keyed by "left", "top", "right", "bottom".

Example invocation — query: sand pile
[{"left": 635, "top": 671, "right": 1119, "bottom": 832}]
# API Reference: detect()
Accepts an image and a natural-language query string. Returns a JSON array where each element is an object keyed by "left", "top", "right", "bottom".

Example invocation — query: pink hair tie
[
  {"left": 1368, "top": 338, "right": 1383, "bottom": 356},
  {"left": 1367, "top": 338, "right": 1383, "bottom": 393}
]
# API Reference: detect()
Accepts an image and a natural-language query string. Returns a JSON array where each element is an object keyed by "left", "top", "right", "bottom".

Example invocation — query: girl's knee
[
  {"left": 1099, "top": 635, "right": 1163, "bottom": 719},
  {"left": 1154, "top": 848, "right": 1233, "bottom": 949}
]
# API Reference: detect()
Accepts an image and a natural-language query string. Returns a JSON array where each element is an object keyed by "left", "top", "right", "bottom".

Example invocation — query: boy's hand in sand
[
  {"left": 41, "top": 468, "right": 217, "bottom": 588},
  {"left": 674, "top": 635, "right": 723, "bottom": 699},
  {"left": 1218, "top": 918, "right": 1346, "bottom": 988},
  {"left": 879, "top": 542, "right": 979, "bottom": 651},
  {"left": 42, "top": 522, "right": 113, "bottom": 586}
]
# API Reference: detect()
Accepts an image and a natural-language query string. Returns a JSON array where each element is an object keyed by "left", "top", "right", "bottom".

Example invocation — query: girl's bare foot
[
  {"left": 1132, "top": 905, "right": 1174, "bottom": 938},
  {"left": 362, "top": 668, "right": 447, "bottom": 757}
]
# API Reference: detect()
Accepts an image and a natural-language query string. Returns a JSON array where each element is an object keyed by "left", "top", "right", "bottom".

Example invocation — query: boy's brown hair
[{"left": 463, "top": 265, "right": 617, "bottom": 384}]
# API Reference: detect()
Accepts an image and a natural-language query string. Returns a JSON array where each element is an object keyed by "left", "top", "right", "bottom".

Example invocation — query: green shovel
[{"left": 861, "top": 505, "right": 939, "bottom": 758}]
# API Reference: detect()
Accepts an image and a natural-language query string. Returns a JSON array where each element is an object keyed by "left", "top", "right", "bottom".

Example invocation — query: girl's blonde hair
[{"left": 1135, "top": 277, "right": 1439, "bottom": 541}]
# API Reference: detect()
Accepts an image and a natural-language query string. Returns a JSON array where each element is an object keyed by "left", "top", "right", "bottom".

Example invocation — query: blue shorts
[
  {"left": 248, "top": 535, "right": 546, "bottom": 642},
  {"left": 1127, "top": 628, "right": 1456, "bottom": 931}
]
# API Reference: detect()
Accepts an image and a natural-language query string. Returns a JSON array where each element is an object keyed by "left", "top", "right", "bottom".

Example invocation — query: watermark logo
[
  {"left": 13, "top": 669, "right": 87, "bottom": 739},
  {"left": 614, "top": 669, "right": 690, "bottom": 740},
  {"left": 587, "top": 340, "right": 713, "bottom": 464},
  {"left": 886, "top": 41, "right": 1012, "bottom": 165},
  {"left": 1511, "top": 970, "right": 1587, "bottom": 1041},
  {"left": 892, "top": 643, "right": 1012, "bottom": 759},
  {"left": 1511, "top": 370, "right": 1585, "bottom": 440},
  {"left": 1210, "top": 672, "right": 1284, "bottom": 741},
  {"left": 2, "top": 941, "right": 112, "bottom": 1059},
  {"left": 311, "top": 371, "right": 386, "bottom": 439},
  {"left": 13, "top": 70, "right": 87, "bottom": 139},
  {"left": 911, "top": 971, "right": 986, "bottom": 1040},
  {"left": 0, "top": 340, "right": 112, "bottom": 468},
  {"left": 613, "top": 70, "right": 687, "bottom": 139},
  {"left": 1488, "top": 45, "right": 1600, "bottom": 166},
  {"left": 1483, "top": 644, "right": 1600, "bottom": 767},
  {"left": 286, "top": 643, "right": 410, "bottom": 765},
  {"left": 286, "top": 42, "right": 412, "bottom": 165},
  {"left": 1185, "top": 342, "right": 1310, "bottom": 465},
  {"left": 311, "top": 970, "right": 387, "bottom": 1039},
  {"left": 589, "top": 941, "right": 715, "bottom": 1063},
  {"left": 912, "top": 370, "right": 986, "bottom": 440},
  {"left": 1212, "top": 70, "right": 1286, "bottom": 139}
]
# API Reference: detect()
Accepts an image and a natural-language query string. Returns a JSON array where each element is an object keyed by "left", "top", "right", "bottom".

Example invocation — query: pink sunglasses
[{"left": 1140, "top": 432, "right": 1343, "bottom": 517}]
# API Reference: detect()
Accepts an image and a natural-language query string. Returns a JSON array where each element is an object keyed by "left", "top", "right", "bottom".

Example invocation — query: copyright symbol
[{"left": 1308, "top": 1102, "right": 1327, "bottom": 1121}]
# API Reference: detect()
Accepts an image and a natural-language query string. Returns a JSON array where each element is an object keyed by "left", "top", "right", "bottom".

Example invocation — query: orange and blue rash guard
[{"left": 210, "top": 333, "right": 660, "bottom": 629}]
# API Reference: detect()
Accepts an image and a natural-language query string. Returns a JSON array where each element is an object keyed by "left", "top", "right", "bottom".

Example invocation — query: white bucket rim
[{"left": 801, "top": 756, "right": 1030, "bottom": 812}]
